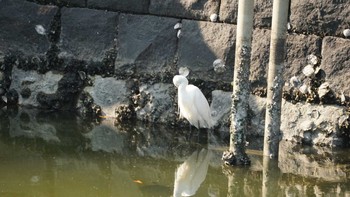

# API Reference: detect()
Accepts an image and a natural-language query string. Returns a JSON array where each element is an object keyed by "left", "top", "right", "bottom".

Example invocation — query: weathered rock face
[
  {"left": 249, "top": 30, "right": 323, "bottom": 89},
  {"left": 210, "top": 90, "right": 349, "bottom": 147},
  {"left": 9, "top": 66, "right": 63, "bottom": 107},
  {"left": 115, "top": 14, "right": 178, "bottom": 78},
  {"left": 290, "top": 0, "right": 350, "bottom": 36},
  {"left": 133, "top": 83, "right": 176, "bottom": 124},
  {"left": 59, "top": 7, "right": 118, "bottom": 69},
  {"left": 149, "top": 0, "right": 220, "bottom": 21},
  {"left": 2, "top": 0, "right": 350, "bottom": 148},
  {"left": 177, "top": 20, "right": 235, "bottom": 82},
  {"left": 320, "top": 37, "right": 350, "bottom": 94},
  {"left": 280, "top": 100, "right": 348, "bottom": 146},
  {"left": 219, "top": 0, "right": 273, "bottom": 27},
  {"left": 88, "top": 0, "right": 149, "bottom": 13},
  {"left": 0, "top": 0, "right": 58, "bottom": 56},
  {"left": 83, "top": 76, "right": 130, "bottom": 118}
]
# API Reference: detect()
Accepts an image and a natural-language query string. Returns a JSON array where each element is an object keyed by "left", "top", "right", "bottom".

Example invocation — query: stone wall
[{"left": 0, "top": 0, "right": 349, "bottom": 146}]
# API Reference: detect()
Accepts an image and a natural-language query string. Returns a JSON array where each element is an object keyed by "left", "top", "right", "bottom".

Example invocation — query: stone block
[
  {"left": 84, "top": 76, "right": 130, "bottom": 117},
  {"left": 134, "top": 83, "right": 176, "bottom": 123},
  {"left": 210, "top": 90, "right": 266, "bottom": 137},
  {"left": 280, "top": 100, "right": 347, "bottom": 146},
  {"left": 0, "top": 0, "right": 58, "bottom": 56},
  {"left": 177, "top": 20, "right": 235, "bottom": 82},
  {"left": 250, "top": 28, "right": 270, "bottom": 87},
  {"left": 88, "top": 0, "right": 149, "bottom": 13},
  {"left": 29, "top": 0, "right": 85, "bottom": 7},
  {"left": 249, "top": 30, "right": 322, "bottom": 88},
  {"left": 321, "top": 36, "right": 350, "bottom": 94},
  {"left": 149, "top": 0, "right": 219, "bottom": 21},
  {"left": 285, "top": 34, "right": 322, "bottom": 79},
  {"left": 59, "top": 8, "right": 118, "bottom": 63},
  {"left": 115, "top": 14, "right": 178, "bottom": 76},
  {"left": 290, "top": 0, "right": 350, "bottom": 36},
  {"left": 9, "top": 66, "right": 63, "bottom": 107}
]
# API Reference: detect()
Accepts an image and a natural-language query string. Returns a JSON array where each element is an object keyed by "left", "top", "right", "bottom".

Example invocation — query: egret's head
[{"left": 173, "top": 75, "right": 188, "bottom": 88}]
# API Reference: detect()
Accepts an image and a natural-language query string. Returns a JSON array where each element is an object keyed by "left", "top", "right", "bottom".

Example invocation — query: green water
[{"left": 0, "top": 108, "right": 349, "bottom": 196}]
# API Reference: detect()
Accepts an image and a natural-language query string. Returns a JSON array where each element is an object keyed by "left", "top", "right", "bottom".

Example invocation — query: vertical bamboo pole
[
  {"left": 263, "top": 0, "right": 290, "bottom": 158},
  {"left": 222, "top": 0, "right": 254, "bottom": 166}
]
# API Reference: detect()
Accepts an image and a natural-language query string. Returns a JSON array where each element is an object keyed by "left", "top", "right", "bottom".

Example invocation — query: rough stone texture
[
  {"left": 134, "top": 83, "right": 175, "bottom": 124},
  {"left": 285, "top": 34, "right": 322, "bottom": 79},
  {"left": 177, "top": 20, "right": 235, "bottom": 82},
  {"left": 250, "top": 28, "right": 270, "bottom": 88},
  {"left": 279, "top": 141, "right": 348, "bottom": 182},
  {"left": 84, "top": 76, "right": 130, "bottom": 117},
  {"left": 290, "top": 0, "right": 350, "bottom": 36},
  {"left": 115, "top": 14, "right": 178, "bottom": 77},
  {"left": 210, "top": 90, "right": 266, "bottom": 137},
  {"left": 10, "top": 66, "right": 63, "bottom": 107},
  {"left": 88, "top": 0, "right": 149, "bottom": 13},
  {"left": 219, "top": 0, "right": 273, "bottom": 27},
  {"left": 280, "top": 100, "right": 348, "bottom": 146},
  {"left": 0, "top": 0, "right": 58, "bottom": 56},
  {"left": 219, "top": 0, "right": 237, "bottom": 23},
  {"left": 320, "top": 37, "right": 350, "bottom": 94},
  {"left": 59, "top": 8, "right": 118, "bottom": 63},
  {"left": 149, "top": 0, "right": 220, "bottom": 21},
  {"left": 29, "top": 0, "right": 85, "bottom": 7},
  {"left": 249, "top": 30, "right": 322, "bottom": 88}
]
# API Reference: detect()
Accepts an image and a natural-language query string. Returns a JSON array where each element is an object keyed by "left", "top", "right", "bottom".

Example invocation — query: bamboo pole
[
  {"left": 263, "top": 0, "right": 290, "bottom": 158},
  {"left": 222, "top": 0, "right": 254, "bottom": 166}
]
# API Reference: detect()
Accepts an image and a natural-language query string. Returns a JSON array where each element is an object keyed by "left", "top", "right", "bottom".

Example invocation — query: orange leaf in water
[{"left": 133, "top": 180, "right": 143, "bottom": 184}]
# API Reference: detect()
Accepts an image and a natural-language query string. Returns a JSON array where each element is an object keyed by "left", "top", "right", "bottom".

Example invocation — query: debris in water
[
  {"left": 133, "top": 180, "right": 143, "bottom": 184},
  {"left": 35, "top": 25, "right": 46, "bottom": 35}
]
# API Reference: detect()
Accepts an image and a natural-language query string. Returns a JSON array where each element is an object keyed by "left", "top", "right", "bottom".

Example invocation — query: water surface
[{"left": 0, "top": 108, "right": 349, "bottom": 196}]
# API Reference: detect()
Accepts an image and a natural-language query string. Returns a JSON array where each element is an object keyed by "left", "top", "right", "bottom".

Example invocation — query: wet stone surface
[
  {"left": 115, "top": 14, "right": 178, "bottom": 78},
  {"left": 149, "top": 0, "right": 220, "bottom": 21},
  {"left": 177, "top": 20, "right": 235, "bottom": 82},
  {"left": 0, "top": 0, "right": 58, "bottom": 56},
  {"left": 59, "top": 7, "right": 118, "bottom": 64}
]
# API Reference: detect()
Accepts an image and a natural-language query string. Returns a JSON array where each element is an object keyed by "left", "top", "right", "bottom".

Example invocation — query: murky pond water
[{"left": 0, "top": 108, "right": 349, "bottom": 196}]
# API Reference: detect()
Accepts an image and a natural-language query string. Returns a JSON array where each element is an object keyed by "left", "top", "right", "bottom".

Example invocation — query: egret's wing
[{"left": 188, "top": 85, "right": 213, "bottom": 128}]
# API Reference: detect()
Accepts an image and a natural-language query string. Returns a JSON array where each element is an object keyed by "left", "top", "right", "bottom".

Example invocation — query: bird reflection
[{"left": 173, "top": 148, "right": 212, "bottom": 197}]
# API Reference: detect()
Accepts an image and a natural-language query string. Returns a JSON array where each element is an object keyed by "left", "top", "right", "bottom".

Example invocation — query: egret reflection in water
[{"left": 173, "top": 148, "right": 212, "bottom": 197}]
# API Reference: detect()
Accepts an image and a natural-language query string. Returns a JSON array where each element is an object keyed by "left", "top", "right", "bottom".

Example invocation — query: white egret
[{"left": 173, "top": 75, "right": 213, "bottom": 129}]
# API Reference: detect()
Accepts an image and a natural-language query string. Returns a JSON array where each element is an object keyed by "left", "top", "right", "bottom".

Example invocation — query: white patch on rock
[
  {"left": 10, "top": 66, "right": 63, "bottom": 107},
  {"left": 84, "top": 76, "right": 130, "bottom": 118}
]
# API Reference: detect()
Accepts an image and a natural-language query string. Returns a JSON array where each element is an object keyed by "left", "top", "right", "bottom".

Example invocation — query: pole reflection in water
[
  {"left": 262, "top": 156, "right": 280, "bottom": 197},
  {"left": 173, "top": 148, "right": 212, "bottom": 197}
]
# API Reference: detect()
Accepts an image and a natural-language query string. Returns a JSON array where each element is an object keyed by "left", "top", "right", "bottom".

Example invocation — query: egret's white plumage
[{"left": 173, "top": 75, "right": 213, "bottom": 129}]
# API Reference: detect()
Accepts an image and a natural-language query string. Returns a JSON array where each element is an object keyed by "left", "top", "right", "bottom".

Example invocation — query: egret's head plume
[{"left": 173, "top": 75, "right": 188, "bottom": 88}]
